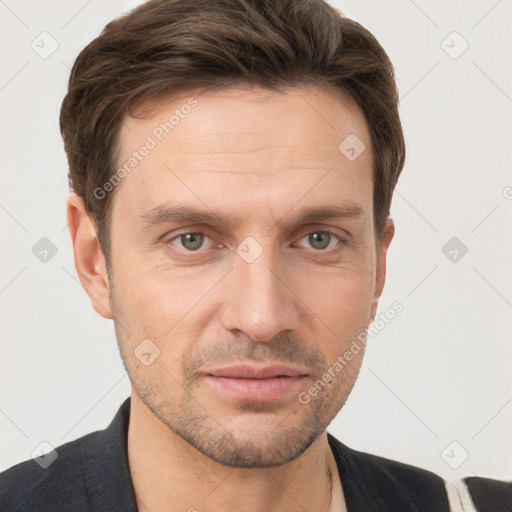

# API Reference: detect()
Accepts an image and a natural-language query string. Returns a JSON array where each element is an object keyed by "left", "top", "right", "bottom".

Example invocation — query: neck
[{"left": 127, "top": 394, "right": 340, "bottom": 512}]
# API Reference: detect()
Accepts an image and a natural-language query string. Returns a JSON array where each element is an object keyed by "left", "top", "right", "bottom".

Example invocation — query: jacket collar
[
  {"left": 82, "top": 395, "right": 444, "bottom": 512},
  {"left": 81, "top": 396, "right": 138, "bottom": 511}
]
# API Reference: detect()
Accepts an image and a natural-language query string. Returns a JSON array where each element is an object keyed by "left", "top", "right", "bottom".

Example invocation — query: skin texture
[{"left": 67, "top": 84, "right": 394, "bottom": 512}]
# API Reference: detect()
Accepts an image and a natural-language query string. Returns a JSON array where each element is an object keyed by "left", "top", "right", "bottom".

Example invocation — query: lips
[
  {"left": 203, "top": 364, "right": 308, "bottom": 402},
  {"left": 206, "top": 363, "right": 308, "bottom": 379}
]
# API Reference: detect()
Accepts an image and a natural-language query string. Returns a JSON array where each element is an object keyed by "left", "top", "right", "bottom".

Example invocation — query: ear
[
  {"left": 370, "top": 218, "right": 395, "bottom": 322},
  {"left": 66, "top": 193, "right": 112, "bottom": 320}
]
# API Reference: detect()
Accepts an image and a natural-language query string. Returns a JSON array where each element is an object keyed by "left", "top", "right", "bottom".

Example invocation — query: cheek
[
  {"left": 292, "top": 266, "right": 375, "bottom": 356},
  {"left": 112, "top": 265, "right": 214, "bottom": 364},
  {"left": 297, "top": 263, "right": 374, "bottom": 316},
  {"left": 114, "top": 253, "right": 190, "bottom": 316}
]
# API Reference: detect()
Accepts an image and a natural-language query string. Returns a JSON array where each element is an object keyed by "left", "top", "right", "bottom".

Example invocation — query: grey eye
[
  {"left": 178, "top": 233, "right": 206, "bottom": 251},
  {"left": 307, "top": 232, "right": 333, "bottom": 250}
]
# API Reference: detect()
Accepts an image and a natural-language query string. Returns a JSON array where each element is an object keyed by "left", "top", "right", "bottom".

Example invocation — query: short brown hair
[{"left": 60, "top": 0, "right": 405, "bottom": 269}]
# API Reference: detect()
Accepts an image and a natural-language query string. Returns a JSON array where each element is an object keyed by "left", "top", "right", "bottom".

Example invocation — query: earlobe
[
  {"left": 370, "top": 218, "right": 395, "bottom": 322},
  {"left": 66, "top": 193, "right": 113, "bottom": 320}
]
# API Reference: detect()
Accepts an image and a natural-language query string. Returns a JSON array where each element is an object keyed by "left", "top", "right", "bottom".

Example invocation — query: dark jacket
[{"left": 1, "top": 396, "right": 510, "bottom": 511}]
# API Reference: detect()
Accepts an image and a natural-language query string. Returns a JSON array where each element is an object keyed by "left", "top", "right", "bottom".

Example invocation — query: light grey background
[{"left": 1, "top": 0, "right": 511, "bottom": 480}]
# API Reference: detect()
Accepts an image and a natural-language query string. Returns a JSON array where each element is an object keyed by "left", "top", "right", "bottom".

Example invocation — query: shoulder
[
  {"left": 0, "top": 430, "right": 101, "bottom": 512},
  {"left": 328, "top": 434, "right": 450, "bottom": 510},
  {"left": 464, "top": 476, "right": 512, "bottom": 512},
  {"left": 329, "top": 433, "right": 446, "bottom": 486},
  {"left": 328, "top": 435, "right": 512, "bottom": 512},
  {"left": 0, "top": 398, "right": 135, "bottom": 512}
]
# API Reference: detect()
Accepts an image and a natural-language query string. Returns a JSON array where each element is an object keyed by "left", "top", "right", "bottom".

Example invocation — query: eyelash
[{"left": 164, "top": 229, "right": 347, "bottom": 256}]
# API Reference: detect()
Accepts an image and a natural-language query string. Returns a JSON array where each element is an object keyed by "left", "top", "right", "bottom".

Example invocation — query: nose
[{"left": 220, "top": 242, "right": 301, "bottom": 342}]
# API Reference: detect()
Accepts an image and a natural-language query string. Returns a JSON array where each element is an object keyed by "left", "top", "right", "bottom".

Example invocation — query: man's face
[{"left": 105, "top": 84, "right": 392, "bottom": 467}]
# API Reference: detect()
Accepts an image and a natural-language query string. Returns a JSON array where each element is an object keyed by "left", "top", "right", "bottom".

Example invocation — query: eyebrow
[{"left": 137, "top": 202, "right": 366, "bottom": 230}]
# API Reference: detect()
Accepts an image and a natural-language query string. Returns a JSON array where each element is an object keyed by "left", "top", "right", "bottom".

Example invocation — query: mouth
[{"left": 203, "top": 363, "right": 309, "bottom": 402}]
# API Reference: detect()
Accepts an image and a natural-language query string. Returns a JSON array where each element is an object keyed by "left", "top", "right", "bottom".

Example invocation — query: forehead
[{"left": 112, "top": 84, "right": 373, "bottom": 226}]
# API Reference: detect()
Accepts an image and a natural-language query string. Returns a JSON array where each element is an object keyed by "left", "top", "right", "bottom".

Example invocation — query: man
[{"left": 1, "top": 0, "right": 510, "bottom": 510}]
